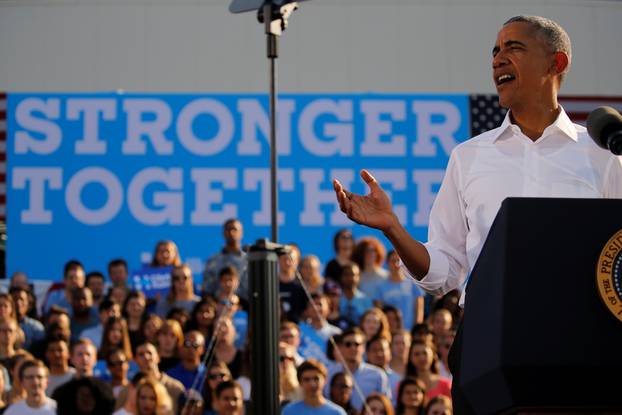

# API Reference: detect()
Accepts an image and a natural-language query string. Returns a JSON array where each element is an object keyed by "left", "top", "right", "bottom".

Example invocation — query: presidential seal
[{"left": 596, "top": 229, "right": 622, "bottom": 323}]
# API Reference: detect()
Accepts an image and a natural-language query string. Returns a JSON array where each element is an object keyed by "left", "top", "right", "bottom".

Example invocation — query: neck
[
  {"left": 304, "top": 394, "right": 325, "bottom": 407},
  {"left": 224, "top": 243, "right": 240, "bottom": 253},
  {"left": 310, "top": 318, "right": 323, "bottom": 330},
  {"left": 0, "top": 345, "right": 14, "bottom": 356},
  {"left": 112, "top": 377, "right": 128, "bottom": 387},
  {"left": 279, "top": 272, "right": 295, "bottom": 283},
  {"left": 26, "top": 393, "right": 45, "bottom": 408},
  {"left": 75, "top": 369, "right": 92, "bottom": 379},
  {"left": 345, "top": 359, "right": 360, "bottom": 373},
  {"left": 336, "top": 253, "right": 350, "bottom": 263},
  {"left": 176, "top": 290, "right": 193, "bottom": 301},
  {"left": 50, "top": 362, "right": 69, "bottom": 375},
  {"left": 182, "top": 359, "right": 200, "bottom": 371},
  {"left": 510, "top": 96, "right": 560, "bottom": 141},
  {"left": 343, "top": 287, "right": 355, "bottom": 298}
]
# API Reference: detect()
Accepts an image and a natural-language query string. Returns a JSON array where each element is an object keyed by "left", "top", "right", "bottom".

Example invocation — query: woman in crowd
[
  {"left": 390, "top": 329, "right": 412, "bottom": 378},
  {"left": 150, "top": 240, "right": 182, "bottom": 268},
  {"left": 202, "top": 361, "right": 233, "bottom": 415},
  {"left": 135, "top": 377, "right": 173, "bottom": 415},
  {"left": 351, "top": 236, "right": 389, "bottom": 297},
  {"left": 424, "top": 395, "right": 453, "bottom": 415},
  {"left": 123, "top": 291, "right": 148, "bottom": 352},
  {"left": 186, "top": 297, "right": 217, "bottom": 341},
  {"left": 359, "top": 307, "right": 391, "bottom": 342},
  {"left": 141, "top": 314, "right": 163, "bottom": 345},
  {"left": 328, "top": 372, "right": 356, "bottom": 415},
  {"left": 383, "top": 305, "right": 404, "bottom": 333},
  {"left": 395, "top": 377, "right": 427, "bottom": 415},
  {"left": 156, "top": 319, "right": 184, "bottom": 372},
  {"left": 98, "top": 316, "right": 133, "bottom": 361},
  {"left": 299, "top": 255, "right": 324, "bottom": 294},
  {"left": 323, "top": 229, "right": 356, "bottom": 283},
  {"left": 0, "top": 320, "right": 20, "bottom": 368},
  {"left": 364, "top": 392, "right": 394, "bottom": 415},
  {"left": 278, "top": 342, "right": 301, "bottom": 405},
  {"left": 156, "top": 264, "right": 200, "bottom": 317},
  {"left": 405, "top": 339, "right": 451, "bottom": 401}
]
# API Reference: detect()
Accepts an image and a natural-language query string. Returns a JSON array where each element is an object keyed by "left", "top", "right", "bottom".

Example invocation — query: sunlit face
[
  {"left": 0, "top": 321, "right": 17, "bottom": 346},
  {"left": 217, "top": 386, "right": 244, "bottom": 415},
  {"left": 11, "top": 290, "right": 29, "bottom": 318},
  {"left": 71, "top": 344, "right": 96, "bottom": 375},
  {"left": 336, "top": 232, "right": 354, "bottom": 254},
  {"left": 219, "top": 274, "right": 239, "bottom": 295},
  {"left": 0, "top": 299, "right": 12, "bottom": 320},
  {"left": 431, "top": 311, "right": 452, "bottom": 336},
  {"left": 107, "top": 350, "right": 128, "bottom": 379},
  {"left": 361, "top": 312, "right": 381, "bottom": 338},
  {"left": 279, "top": 328, "right": 300, "bottom": 347},
  {"left": 340, "top": 265, "right": 360, "bottom": 289},
  {"left": 278, "top": 249, "right": 299, "bottom": 275},
  {"left": 143, "top": 318, "right": 161, "bottom": 341},
  {"left": 172, "top": 268, "right": 192, "bottom": 293},
  {"left": 181, "top": 332, "right": 205, "bottom": 360},
  {"left": 339, "top": 334, "right": 365, "bottom": 363},
  {"left": 492, "top": 21, "right": 559, "bottom": 110},
  {"left": 207, "top": 367, "right": 230, "bottom": 389},
  {"left": 300, "top": 369, "right": 324, "bottom": 398},
  {"left": 108, "top": 322, "right": 123, "bottom": 345},
  {"left": 22, "top": 366, "right": 47, "bottom": 398},
  {"left": 391, "top": 332, "right": 411, "bottom": 362},
  {"left": 137, "top": 384, "right": 157, "bottom": 415},
  {"left": 127, "top": 297, "right": 146, "bottom": 318},
  {"left": 135, "top": 344, "right": 159, "bottom": 371},
  {"left": 367, "top": 338, "right": 391, "bottom": 368},
  {"left": 156, "top": 243, "right": 177, "bottom": 266},
  {"left": 158, "top": 329, "right": 178, "bottom": 353},
  {"left": 401, "top": 384, "right": 425, "bottom": 408},
  {"left": 365, "top": 399, "right": 387, "bottom": 415},
  {"left": 387, "top": 252, "right": 401, "bottom": 272},
  {"left": 46, "top": 341, "right": 69, "bottom": 367},
  {"left": 299, "top": 257, "right": 320, "bottom": 281},
  {"left": 410, "top": 344, "right": 434, "bottom": 371},
  {"left": 65, "top": 267, "right": 85, "bottom": 290}
]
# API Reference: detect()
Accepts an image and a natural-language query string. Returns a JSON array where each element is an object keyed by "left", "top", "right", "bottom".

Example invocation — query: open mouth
[{"left": 496, "top": 74, "right": 516, "bottom": 86}]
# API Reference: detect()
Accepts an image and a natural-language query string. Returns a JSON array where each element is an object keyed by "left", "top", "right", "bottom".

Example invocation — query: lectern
[{"left": 459, "top": 198, "right": 622, "bottom": 414}]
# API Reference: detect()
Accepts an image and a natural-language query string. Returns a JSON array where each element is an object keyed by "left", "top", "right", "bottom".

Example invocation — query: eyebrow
[{"left": 492, "top": 40, "right": 527, "bottom": 56}]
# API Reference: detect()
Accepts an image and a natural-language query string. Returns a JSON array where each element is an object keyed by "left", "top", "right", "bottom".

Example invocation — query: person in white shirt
[
  {"left": 5, "top": 359, "right": 57, "bottom": 415},
  {"left": 333, "top": 15, "right": 622, "bottom": 414}
]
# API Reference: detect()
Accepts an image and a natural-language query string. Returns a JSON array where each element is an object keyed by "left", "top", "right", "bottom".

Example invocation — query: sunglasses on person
[
  {"left": 183, "top": 340, "right": 202, "bottom": 349},
  {"left": 108, "top": 359, "right": 127, "bottom": 367},
  {"left": 208, "top": 373, "right": 227, "bottom": 380},
  {"left": 342, "top": 340, "right": 363, "bottom": 348},
  {"left": 172, "top": 274, "right": 189, "bottom": 281},
  {"left": 279, "top": 355, "right": 294, "bottom": 363}
]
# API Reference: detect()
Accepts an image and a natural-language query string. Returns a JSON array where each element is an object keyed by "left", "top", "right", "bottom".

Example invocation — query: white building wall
[{"left": 0, "top": 0, "right": 621, "bottom": 94}]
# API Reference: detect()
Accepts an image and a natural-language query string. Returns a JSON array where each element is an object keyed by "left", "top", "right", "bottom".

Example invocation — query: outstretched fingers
[{"left": 360, "top": 169, "right": 381, "bottom": 193}]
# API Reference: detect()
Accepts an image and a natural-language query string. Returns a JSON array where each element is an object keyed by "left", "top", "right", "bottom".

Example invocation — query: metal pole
[
  {"left": 248, "top": 239, "right": 284, "bottom": 414},
  {"left": 265, "top": 3, "right": 279, "bottom": 244}
]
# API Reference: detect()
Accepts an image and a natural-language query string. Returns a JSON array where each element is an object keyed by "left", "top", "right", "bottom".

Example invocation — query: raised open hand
[{"left": 333, "top": 169, "right": 398, "bottom": 233}]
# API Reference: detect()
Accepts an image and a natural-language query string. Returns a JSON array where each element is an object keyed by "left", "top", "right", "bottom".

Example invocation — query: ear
[{"left": 552, "top": 51, "right": 569, "bottom": 76}]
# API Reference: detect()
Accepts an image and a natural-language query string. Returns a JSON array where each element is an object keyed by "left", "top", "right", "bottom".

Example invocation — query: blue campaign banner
[
  {"left": 6, "top": 93, "right": 470, "bottom": 281},
  {"left": 130, "top": 266, "right": 172, "bottom": 299}
]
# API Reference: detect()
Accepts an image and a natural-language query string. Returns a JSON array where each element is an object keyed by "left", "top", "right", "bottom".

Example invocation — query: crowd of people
[{"left": 0, "top": 218, "right": 461, "bottom": 415}]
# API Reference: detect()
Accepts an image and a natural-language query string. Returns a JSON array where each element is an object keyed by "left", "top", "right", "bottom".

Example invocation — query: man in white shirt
[
  {"left": 333, "top": 15, "right": 622, "bottom": 414},
  {"left": 5, "top": 359, "right": 57, "bottom": 415}
]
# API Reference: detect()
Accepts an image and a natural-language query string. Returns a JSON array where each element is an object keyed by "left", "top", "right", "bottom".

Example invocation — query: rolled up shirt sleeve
[{"left": 402, "top": 149, "right": 469, "bottom": 296}]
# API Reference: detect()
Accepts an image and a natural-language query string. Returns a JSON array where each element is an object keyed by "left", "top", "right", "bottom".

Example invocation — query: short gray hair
[{"left": 504, "top": 15, "right": 572, "bottom": 83}]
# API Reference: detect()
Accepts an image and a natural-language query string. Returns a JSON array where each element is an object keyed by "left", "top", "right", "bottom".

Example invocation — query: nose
[{"left": 492, "top": 50, "right": 507, "bottom": 69}]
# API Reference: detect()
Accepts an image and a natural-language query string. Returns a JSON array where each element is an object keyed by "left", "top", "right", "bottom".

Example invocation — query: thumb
[{"left": 360, "top": 169, "right": 381, "bottom": 192}]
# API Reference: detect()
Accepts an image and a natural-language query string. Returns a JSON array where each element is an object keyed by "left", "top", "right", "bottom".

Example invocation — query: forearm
[{"left": 382, "top": 215, "right": 430, "bottom": 280}]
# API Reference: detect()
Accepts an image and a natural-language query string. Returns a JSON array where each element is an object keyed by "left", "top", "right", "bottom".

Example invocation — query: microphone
[{"left": 586, "top": 106, "right": 622, "bottom": 155}]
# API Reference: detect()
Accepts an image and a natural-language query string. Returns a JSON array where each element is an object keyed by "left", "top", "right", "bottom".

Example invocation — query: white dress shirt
[{"left": 406, "top": 107, "right": 622, "bottom": 306}]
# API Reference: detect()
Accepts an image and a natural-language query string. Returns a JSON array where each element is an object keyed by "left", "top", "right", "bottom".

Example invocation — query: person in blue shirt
[
  {"left": 282, "top": 359, "right": 346, "bottom": 415},
  {"left": 166, "top": 330, "right": 206, "bottom": 390},
  {"left": 373, "top": 250, "right": 425, "bottom": 331},
  {"left": 338, "top": 263, "right": 373, "bottom": 324}
]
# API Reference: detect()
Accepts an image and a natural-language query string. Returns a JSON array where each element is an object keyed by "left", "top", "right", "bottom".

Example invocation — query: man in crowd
[
  {"left": 81, "top": 298, "right": 121, "bottom": 348},
  {"left": 69, "top": 286, "right": 99, "bottom": 340},
  {"left": 334, "top": 15, "right": 622, "bottom": 413},
  {"left": 5, "top": 359, "right": 57, "bottom": 415},
  {"left": 44, "top": 337, "right": 75, "bottom": 395},
  {"left": 203, "top": 218, "right": 249, "bottom": 299},
  {"left": 166, "top": 330, "right": 207, "bottom": 390},
  {"left": 298, "top": 293, "right": 341, "bottom": 367},
  {"left": 283, "top": 359, "right": 346, "bottom": 414},
  {"left": 278, "top": 244, "right": 306, "bottom": 323},
  {"left": 86, "top": 271, "right": 107, "bottom": 308},
  {"left": 42, "top": 259, "right": 85, "bottom": 315},
  {"left": 214, "top": 380, "right": 245, "bottom": 415},
  {"left": 325, "top": 327, "right": 391, "bottom": 411},
  {"left": 10, "top": 286, "right": 44, "bottom": 350},
  {"left": 135, "top": 342, "right": 185, "bottom": 414}
]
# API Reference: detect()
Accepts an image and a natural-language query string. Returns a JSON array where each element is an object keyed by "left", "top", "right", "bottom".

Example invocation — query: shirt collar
[{"left": 492, "top": 105, "right": 578, "bottom": 143}]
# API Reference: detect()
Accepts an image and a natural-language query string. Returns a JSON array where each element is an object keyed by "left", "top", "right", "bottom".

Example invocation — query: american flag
[
  {"left": 470, "top": 94, "right": 622, "bottom": 136},
  {"left": 0, "top": 93, "right": 620, "bottom": 223}
]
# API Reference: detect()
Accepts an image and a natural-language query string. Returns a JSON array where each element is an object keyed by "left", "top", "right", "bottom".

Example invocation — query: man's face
[
  {"left": 22, "top": 366, "right": 47, "bottom": 398},
  {"left": 339, "top": 334, "right": 365, "bottom": 364},
  {"left": 71, "top": 344, "right": 96, "bottom": 376},
  {"left": 367, "top": 339, "right": 391, "bottom": 368},
  {"left": 219, "top": 274, "right": 239, "bottom": 295},
  {"left": 492, "top": 21, "right": 556, "bottom": 110},
  {"left": 65, "top": 267, "right": 85, "bottom": 290},
  {"left": 224, "top": 221, "right": 243, "bottom": 245},
  {"left": 216, "top": 386, "right": 244, "bottom": 415},
  {"left": 135, "top": 344, "right": 160, "bottom": 371},
  {"left": 11, "top": 290, "right": 29, "bottom": 319},
  {"left": 100, "top": 304, "right": 121, "bottom": 324},
  {"left": 340, "top": 266, "right": 360, "bottom": 289},
  {"left": 181, "top": 332, "right": 205, "bottom": 362},
  {"left": 72, "top": 289, "right": 92, "bottom": 313},
  {"left": 45, "top": 341, "right": 69, "bottom": 367},
  {"left": 278, "top": 249, "right": 299, "bottom": 275},
  {"left": 0, "top": 321, "right": 17, "bottom": 346},
  {"left": 300, "top": 369, "right": 325, "bottom": 399},
  {"left": 279, "top": 327, "right": 300, "bottom": 348},
  {"left": 109, "top": 264, "right": 128, "bottom": 286},
  {"left": 87, "top": 277, "right": 105, "bottom": 300}
]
